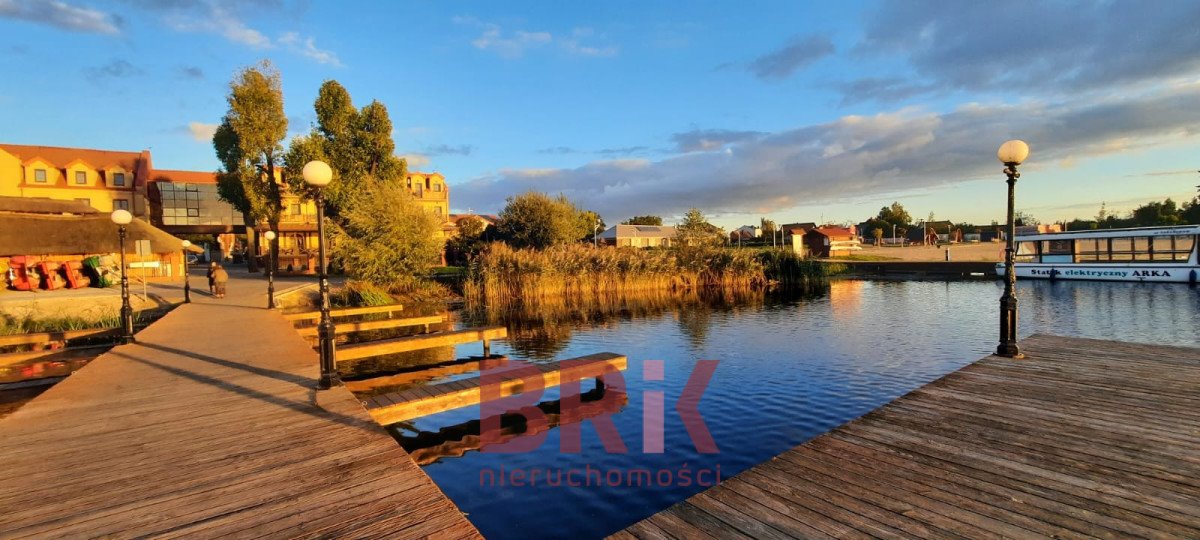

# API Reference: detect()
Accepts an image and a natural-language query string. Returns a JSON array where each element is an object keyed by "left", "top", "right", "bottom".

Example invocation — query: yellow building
[{"left": 0, "top": 144, "right": 152, "bottom": 217}]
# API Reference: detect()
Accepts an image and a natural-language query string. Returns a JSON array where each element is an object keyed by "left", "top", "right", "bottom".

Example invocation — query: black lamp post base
[
  {"left": 316, "top": 374, "right": 341, "bottom": 390},
  {"left": 996, "top": 344, "right": 1024, "bottom": 358}
]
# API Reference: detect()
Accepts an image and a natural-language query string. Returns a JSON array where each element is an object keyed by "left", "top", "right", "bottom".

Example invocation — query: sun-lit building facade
[{"left": 0, "top": 144, "right": 151, "bottom": 217}]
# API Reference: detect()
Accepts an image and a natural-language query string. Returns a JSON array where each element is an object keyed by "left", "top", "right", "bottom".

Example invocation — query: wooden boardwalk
[
  {"left": 0, "top": 303, "right": 480, "bottom": 539},
  {"left": 615, "top": 334, "right": 1200, "bottom": 539}
]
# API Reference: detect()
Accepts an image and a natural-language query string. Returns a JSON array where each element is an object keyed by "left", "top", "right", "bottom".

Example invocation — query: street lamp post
[
  {"left": 181, "top": 240, "right": 192, "bottom": 303},
  {"left": 111, "top": 209, "right": 135, "bottom": 343},
  {"left": 303, "top": 160, "right": 339, "bottom": 389},
  {"left": 264, "top": 230, "right": 277, "bottom": 309},
  {"left": 996, "top": 139, "right": 1029, "bottom": 358}
]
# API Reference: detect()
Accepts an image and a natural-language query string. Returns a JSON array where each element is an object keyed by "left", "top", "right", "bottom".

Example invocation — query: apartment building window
[
  {"left": 75, "top": 198, "right": 91, "bottom": 208},
  {"left": 113, "top": 199, "right": 130, "bottom": 211},
  {"left": 290, "top": 203, "right": 302, "bottom": 215},
  {"left": 75, "top": 171, "right": 87, "bottom": 184},
  {"left": 113, "top": 172, "right": 126, "bottom": 186},
  {"left": 434, "top": 183, "right": 442, "bottom": 192},
  {"left": 34, "top": 169, "right": 47, "bottom": 183}
]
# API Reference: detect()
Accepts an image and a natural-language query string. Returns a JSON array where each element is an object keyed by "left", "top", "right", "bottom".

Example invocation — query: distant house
[
  {"left": 598, "top": 224, "right": 677, "bottom": 248},
  {"left": 730, "top": 225, "right": 761, "bottom": 242},
  {"left": 780, "top": 222, "right": 817, "bottom": 242},
  {"left": 804, "top": 226, "right": 862, "bottom": 257}
]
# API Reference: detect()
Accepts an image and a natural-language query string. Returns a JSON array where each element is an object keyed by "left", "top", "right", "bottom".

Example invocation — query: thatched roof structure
[
  {"left": 0, "top": 196, "right": 189, "bottom": 256},
  {"left": 0, "top": 197, "right": 99, "bottom": 215}
]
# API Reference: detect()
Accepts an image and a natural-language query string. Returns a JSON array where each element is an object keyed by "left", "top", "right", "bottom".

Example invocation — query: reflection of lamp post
[
  {"left": 264, "top": 230, "right": 276, "bottom": 309},
  {"left": 181, "top": 240, "right": 192, "bottom": 303},
  {"left": 111, "top": 209, "right": 135, "bottom": 343},
  {"left": 303, "top": 160, "right": 339, "bottom": 389},
  {"left": 996, "top": 139, "right": 1029, "bottom": 358}
]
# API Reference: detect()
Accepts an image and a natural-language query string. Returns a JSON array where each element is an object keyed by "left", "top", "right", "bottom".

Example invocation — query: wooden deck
[
  {"left": 615, "top": 334, "right": 1200, "bottom": 539},
  {"left": 0, "top": 303, "right": 480, "bottom": 539},
  {"left": 364, "top": 352, "right": 628, "bottom": 425},
  {"left": 338, "top": 326, "right": 508, "bottom": 362}
]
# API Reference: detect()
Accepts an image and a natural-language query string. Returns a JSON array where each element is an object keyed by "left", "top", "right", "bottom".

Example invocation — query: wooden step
[
  {"left": 295, "top": 315, "right": 447, "bottom": 338},
  {"left": 282, "top": 304, "right": 404, "bottom": 322},
  {"left": 337, "top": 326, "right": 508, "bottom": 362},
  {"left": 364, "top": 352, "right": 627, "bottom": 425}
]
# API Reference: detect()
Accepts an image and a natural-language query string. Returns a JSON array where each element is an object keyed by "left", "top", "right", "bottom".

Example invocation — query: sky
[{"left": 2, "top": 0, "right": 1199, "bottom": 229}]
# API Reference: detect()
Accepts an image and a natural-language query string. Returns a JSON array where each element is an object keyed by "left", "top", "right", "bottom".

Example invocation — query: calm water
[{"left": 390, "top": 280, "right": 1200, "bottom": 539}]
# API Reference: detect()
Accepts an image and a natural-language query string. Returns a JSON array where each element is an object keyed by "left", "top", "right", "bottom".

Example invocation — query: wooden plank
[
  {"left": 367, "top": 353, "right": 627, "bottom": 425},
  {"left": 0, "top": 344, "right": 109, "bottom": 368},
  {"left": 282, "top": 303, "right": 404, "bottom": 322},
  {"left": 337, "top": 326, "right": 508, "bottom": 362},
  {"left": 294, "top": 314, "right": 446, "bottom": 338},
  {"left": 0, "top": 302, "right": 480, "bottom": 539},
  {"left": 613, "top": 334, "right": 1200, "bottom": 539},
  {"left": 0, "top": 327, "right": 120, "bottom": 348}
]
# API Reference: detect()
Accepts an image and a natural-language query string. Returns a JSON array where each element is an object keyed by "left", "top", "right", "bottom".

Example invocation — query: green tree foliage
[
  {"left": 1182, "top": 197, "right": 1200, "bottom": 225},
  {"left": 497, "top": 192, "right": 587, "bottom": 249},
  {"left": 1013, "top": 210, "right": 1039, "bottom": 226},
  {"left": 213, "top": 61, "right": 288, "bottom": 272},
  {"left": 760, "top": 218, "right": 777, "bottom": 235},
  {"left": 578, "top": 210, "right": 606, "bottom": 240},
  {"left": 875, "top": 202, "right": 912, "bottom": 230},
  {"left": 446, "top": 216, "right": 489, "bottom": 265},
  {"left": 675, "top": 208, "right": 726, "bottom": 249},
  {"left": 284, "top": 80, "right": 406, "bottom": 218},
  {"left": 622, "top": 215, "right": 663, "bottom": 226},
  {"left": 1130, "top": 198, "right": 1182, "bottom": 226},
  {"left": 333, "top": 179, "right": 441, "bottom": 286}
]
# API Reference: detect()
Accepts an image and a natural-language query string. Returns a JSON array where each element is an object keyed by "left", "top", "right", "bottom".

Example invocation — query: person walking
[
  {"left": 212, "top": 263, "right": 229, "bottom": 299},
  {"left": 206, "top": 262, "right": 217, "bottom": 295}
]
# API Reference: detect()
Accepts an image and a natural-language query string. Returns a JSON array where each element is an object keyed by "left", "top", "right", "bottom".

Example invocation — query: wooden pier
[
  {"left": 364, "top": 352, "right": 628, "bottom": 425},
  {"left": 615, "top": 334, "right": 1200, "bottom": 539},
  {"left": 338, "top": 326, "right": 509, "bottom": 362},
  {"left": 0, "top": 303, "right": 480, "bottom": 539}
]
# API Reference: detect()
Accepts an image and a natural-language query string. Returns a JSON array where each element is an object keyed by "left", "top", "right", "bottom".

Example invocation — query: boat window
[
  {"left": 1109, "top": 237, "right": 1134, "bottom": 261},
  {"left": 1042, "top": 240, "right": 1072, "bottom": 255},
  {"left": 1075, "top": 238, "right": 1104, "bottom": 262},
  {"left": 1015, "top": 241, "right": 1037, "bottom": 263},
  {"left": 1152, "top": 235, "right": 1196, "bottom": 262}
]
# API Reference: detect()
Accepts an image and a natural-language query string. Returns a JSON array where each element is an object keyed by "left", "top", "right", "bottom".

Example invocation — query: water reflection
[
  {"left": 394, "top": 384, "right": 627, "bottom": 465},
  {"left": 420, "top": 279, "right": 1199, "bottom": 540}
]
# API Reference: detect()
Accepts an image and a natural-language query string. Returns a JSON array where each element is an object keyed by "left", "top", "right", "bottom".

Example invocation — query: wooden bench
[
  {"left": 0, "top": 328, "right": 121, "bottom": 349},
  {"left": 363, "top": 352, "right": 627, "bottom": 425},
  {"left": 295, "top": 315, "right": 447, "bottom": 338},
  {"left": 282, "top": 304, "right": 405, "bottom": 322},
  {"left": 0, "top": 345, "right": 111, "bottom": 369},
  {"left": 337, "top": 326, "right": 508, "bottom": 362}
]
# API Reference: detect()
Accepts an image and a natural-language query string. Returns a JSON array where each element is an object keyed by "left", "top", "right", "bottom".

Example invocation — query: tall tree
[
  {"left": 285, "top": 81, "right": 406, "bottom": 219},
  {"left": 874, "top": 202, "right": 912, "bottom": 231},
  {"left": 214, "top": 62, "right": 288, "bottom": 272},
  {"left": 334, "top": 179, "right": 441, "bottom": 287},
  {"left": 1130, "top": 198, "right": 1183, "bottom": 226},
  {"left": 760, "top": 218, "right": 777, "bottom": 235},
  {"left": 675, "top": 208, "right": 725, "bottom": 249},
  {"left": 623, "top": 215, "right": 663, "bottom": 226},
  {"left": 496, "top": 192, "right": 585, "bottom": 249}
]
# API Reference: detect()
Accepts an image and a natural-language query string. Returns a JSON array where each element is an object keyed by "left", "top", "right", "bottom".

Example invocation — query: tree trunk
[{"left": 244, "top": 219, "right": 259, "bottom": 273}]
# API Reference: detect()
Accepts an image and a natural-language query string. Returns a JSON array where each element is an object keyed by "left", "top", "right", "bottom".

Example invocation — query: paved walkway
[{"left": 0, "top": 274, "right": 479, "bottom": 538}]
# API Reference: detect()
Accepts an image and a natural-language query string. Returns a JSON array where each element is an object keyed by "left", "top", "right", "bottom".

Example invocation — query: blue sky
[{"left": 2, "top": 0, "right": 1199, "bottom": 228}]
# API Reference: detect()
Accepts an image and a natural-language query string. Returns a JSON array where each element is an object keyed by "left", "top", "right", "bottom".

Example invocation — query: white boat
[{"left": 996, "top": 225, "right": 1200, "bottom": 283}]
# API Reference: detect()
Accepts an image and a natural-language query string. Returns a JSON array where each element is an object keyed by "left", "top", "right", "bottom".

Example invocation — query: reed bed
[{"left": 464, "top": 243, "right": 838, "bottom": 304}]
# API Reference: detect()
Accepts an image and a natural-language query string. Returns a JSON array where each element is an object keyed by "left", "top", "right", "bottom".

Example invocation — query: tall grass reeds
[{"left": 464, "top": 243, "right": 838, "bottom": 304}]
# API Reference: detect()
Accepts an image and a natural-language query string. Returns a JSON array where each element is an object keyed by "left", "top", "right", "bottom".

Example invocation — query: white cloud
[
  {"left": 399, "top": 153, "right": 431, "bottom": 169},
  {"left": 157, "top": 2, "right": 271, "bottom": 48},
  {"left": 454, "top": 17, "right": 616, "bottom": 59},
  {"left": 187, "top": 121, "right": 218, "bottom": 142},
  {"left": 0, "top": 0, "right": 120, "bottom": 34},
  {"left": 280, "top": 31, "right": 342, "bottom": 66},
  {"left": 454, "top": 85, "right": 1200, "bottom": 221}
]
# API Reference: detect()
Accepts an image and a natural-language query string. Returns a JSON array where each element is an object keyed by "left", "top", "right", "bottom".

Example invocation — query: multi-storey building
[
  {"left": 0, "top": 144, "right": 152, "bottom": 217},
  {"left": 2, "top": 143, "right": 453, "bottom": 271}
]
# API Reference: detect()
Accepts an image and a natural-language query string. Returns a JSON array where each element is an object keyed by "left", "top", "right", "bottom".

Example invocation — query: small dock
[
  {"left": 615, "top": 334, "right": 1200, "bottom": 539},
  {"left": 0, "top": 302, "right": 480, "bottom": 538}
]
